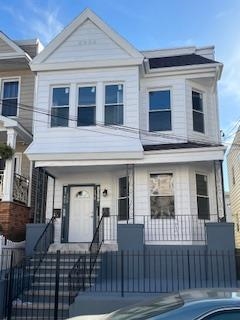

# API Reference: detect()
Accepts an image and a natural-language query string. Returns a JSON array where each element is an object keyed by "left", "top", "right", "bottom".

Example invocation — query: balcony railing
[
  {"left": 13, "top": 173, "right": 29, "bottom": 205},
  {"left": 103, "top": 214, "right": 219, "bottom": 243}
]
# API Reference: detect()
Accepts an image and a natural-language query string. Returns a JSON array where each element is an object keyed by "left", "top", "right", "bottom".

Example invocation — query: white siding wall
[
  {"left": 48, "top": 163, "right": 218, "bottom": 243},
  {"left": 139, "top": 77, "right": 187, "bottom": 145},
  {"left": 186, "top": 80, "right": 219, "bottom": 144},
  {"left": 45, "top": 19, "right": 130, "bottom": 63},
  {"left": 140, "top": 76, "right": 220, "bottom": 146},
  {"left": 32, "top": 67, "right": 141, "bottom": 155}
]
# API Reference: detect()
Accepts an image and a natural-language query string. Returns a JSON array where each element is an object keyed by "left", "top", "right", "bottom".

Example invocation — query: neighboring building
[
  {"left": 0, "top": 32, "right": 42, "bottom": 240},
  {"left": 27, "top": 8, "right": 226, "bottom": 248},
  {"left": 227, "top": 129, "right": 240, "bottom": 247},
  {"left": 225, "top": 191, "right": 232, "bottom": 222}
]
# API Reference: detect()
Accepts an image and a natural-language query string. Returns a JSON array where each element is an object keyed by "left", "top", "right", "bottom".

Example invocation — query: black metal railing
[
  {"left": 13, "top": 173, "right": 29, "bottom": 205},
  {"left": 5, "top": 251, "right": 72, "bottom": 320},
  {"left": 68, "top": 254, "right": 87, "bottom": 305},
  {"left": 33, "top": 216, "right": 55, "bottom": 255},
  {"left": 87, "top": 249, "right": 237, "bottom": 296},
  {"left": 102, "top": 214, "right": 219, "bottom": 243},
  {"left": 89, "top": 214, "right": 104, "bottom": 276}
]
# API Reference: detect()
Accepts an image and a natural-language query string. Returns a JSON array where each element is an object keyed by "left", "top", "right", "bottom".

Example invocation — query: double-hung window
[
  {"left": 1, "top": 80, "right": 19, "bottom": 116},
  {"left": 149, "top": 90, "right": 171, "bottom": 131},
  {"left": 105, "top": 84, "right": 123, "bottom": 125},
  {"left": 150, "top": 173, "right": 174, "bottom": 219},
  {"left": 51, "top": 87, "right": 69, "bottom": 127},
  {"left": 78, "top": 86, "right": 96, "bottom": 126},
  {"left": 196, "top": 174, "right": 210, "bottom": 220},
  {"left": 118, "top": 177, "right": 129, "bottom": 221},
  {"left": 192, "top": 90, "right": 204, "bottom": 133}
]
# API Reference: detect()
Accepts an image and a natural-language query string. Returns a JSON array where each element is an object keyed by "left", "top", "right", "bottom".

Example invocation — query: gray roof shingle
[{"left": 149, "top": 54, "right": 219, "bottom": 69}]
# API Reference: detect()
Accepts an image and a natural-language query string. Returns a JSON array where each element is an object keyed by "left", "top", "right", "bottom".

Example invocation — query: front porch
[{"left": 0, "top": 116, "right": 32, "bottom": 240}]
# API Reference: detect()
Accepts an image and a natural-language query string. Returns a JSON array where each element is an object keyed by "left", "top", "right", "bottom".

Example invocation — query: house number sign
[{"left": 78, "top": 39, "right": 96, "bottom": 46}]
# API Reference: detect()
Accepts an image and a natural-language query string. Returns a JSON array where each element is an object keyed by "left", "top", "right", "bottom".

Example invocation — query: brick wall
[{"left": 0, "top": 202, "right": 30, "bottom": 241}]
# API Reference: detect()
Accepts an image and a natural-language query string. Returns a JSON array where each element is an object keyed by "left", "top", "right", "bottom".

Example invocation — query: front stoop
[
  {"left": 48, "top": 242, "right": 118, "bottom": 253},
  {"left": 10, "top": 251, "right": 101, "bottom": 320}
]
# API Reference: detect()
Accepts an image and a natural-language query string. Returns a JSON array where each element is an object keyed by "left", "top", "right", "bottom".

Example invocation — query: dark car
[{"left": 70, "top": 288, "right": 240, "bottom": 320}]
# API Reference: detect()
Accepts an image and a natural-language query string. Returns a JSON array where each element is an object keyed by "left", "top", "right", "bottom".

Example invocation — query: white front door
[{"left": 68, "top": 186, "right": 94, "bottom": 242}]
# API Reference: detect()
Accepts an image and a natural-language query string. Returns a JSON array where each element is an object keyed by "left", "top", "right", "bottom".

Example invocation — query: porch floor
[{"left": 48, "top": 243, "right": 118, "bottom": 253}]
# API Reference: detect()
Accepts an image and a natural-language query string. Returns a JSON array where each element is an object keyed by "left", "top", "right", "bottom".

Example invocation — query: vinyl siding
[
  {"left": 0, "top": 70, "right": 34, "bottom": 132},
  {"left": 45, "top": 19, "right": 131, "bottom": 64},
  {"left": 227, "top": 132, "right": 240, "bottom": 247},
  {"left": 47, "top": 163, "right": 218, "bottom": 243},
  {"left": 0, "top": 38, "right": 15, "bottom": 53},
  {"left": 30, "top": 66, "right": 141, "bottom": 155}
]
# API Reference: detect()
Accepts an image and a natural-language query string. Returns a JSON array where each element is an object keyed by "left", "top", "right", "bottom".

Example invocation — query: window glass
[
  {"left": 78, "top": 87, "right": 96, "bottom": 126},
  {"left": 203, "top": 310, "right": 240, "bottom": 319},
  {"left": 51, "top": 87, "right": 69, "bottom": 127},
  {"left": 149, "top": 90, "right": 171, "bottom": 131},
  {"left": 2, "top": 81, "right": 19, "bottom": 116},
  {"left": 118, "top": 177, "right": 129, "bottom": 221},
  {"left": 150, "top": 174, "right": 174, "bottom": 219},
  {"left": 149, "top": 90, "right": 170, "bottom": 110},
  {"left": 196, "top": 174, "right": 210, "bottom": 220},
  {"left": 105, "top": 84, "right": 123, "bottom": 125},
  {"left": 192, "top": 90, "right": 204, "bottom": 133}
]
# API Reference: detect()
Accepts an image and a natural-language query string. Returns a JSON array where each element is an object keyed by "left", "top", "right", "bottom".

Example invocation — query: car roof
[{"left": 107, "top": 289, "right": 240, "bottom": 320}]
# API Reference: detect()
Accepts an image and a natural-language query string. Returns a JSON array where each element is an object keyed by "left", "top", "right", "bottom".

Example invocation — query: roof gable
[
  {"left": 0, "top": 32, "right": 27, "bottom": 57},
  {"left": 31, "top": 9, "right": 143, "bottom": 71}
]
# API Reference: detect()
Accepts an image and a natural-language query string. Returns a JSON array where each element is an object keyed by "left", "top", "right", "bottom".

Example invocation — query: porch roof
[{"left": 0, "top": 116, "right": 32, "bottom": 143}]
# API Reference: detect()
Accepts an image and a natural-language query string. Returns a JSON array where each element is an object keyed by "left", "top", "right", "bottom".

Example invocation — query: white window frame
[
  {"left": 50, "top": 85, "right": 70, "bottom": 128},
  {"left": 104, "top": 82, "right": 125, "bottom": 126},
  {"left": 195, "top": 172, "right": 210, "bottom": 220},
  {"left": 14, "top": 153, "right": 22, "bottom": 175},
  {"left": 0, "top": 77, "right": 20, "bottom": 118},
  {"left": 77, "top": 84, "right": 97, "bottom": 127},
  {"left": 148, "top": 87, "right": 172, "bottom": 132},
  {"left": 192, "top": 89, "right": 205, "bottom": 134}
]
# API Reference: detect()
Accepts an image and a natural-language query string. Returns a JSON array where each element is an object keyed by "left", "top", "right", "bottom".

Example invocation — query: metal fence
[
  {"left": 88, "top": 249, "right": 238, "bottom": 296},
  {"left": 3, "top": 249, "right": 240, "bottom": 320},
  {"left": 103, "top": 214, "right": 219, "bottom": 243}
]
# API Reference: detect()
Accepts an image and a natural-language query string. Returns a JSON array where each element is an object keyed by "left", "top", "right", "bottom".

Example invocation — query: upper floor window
[
  {"left": 232, "top": 166, "right": 236, "bottom": 186},
  {"left": 192, "top": 90, "right": 204, "bottom": 133},
  {"left": 1, "top": 81, "right": 19, "bottom": 117},
  {"left": 150, "top": 173, "right": 174, "bottom": 219},
  {"left": 149, "top": 90, "right": 171, "bottom": 131},
  {"left": 105, "top": 84, "right": 123, "bottom": 125},
  {"left": 196, "top": 174, "right": 210, "bottom": 220},
  {"left": 78, "top": 86, "right": 96, "bottom": 126},
  {"left": 51, "top": 87, "right": 69, "bottom": 127}
]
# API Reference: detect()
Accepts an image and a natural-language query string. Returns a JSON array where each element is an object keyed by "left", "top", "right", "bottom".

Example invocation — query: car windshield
[{"left": 106, "top": 294, "right": 184, "bottom": 320}]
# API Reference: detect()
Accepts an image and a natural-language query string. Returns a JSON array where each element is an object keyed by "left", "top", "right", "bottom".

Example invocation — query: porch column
[
  {"left": 214, "top": 160, "right": 226, "bottom": 221},
  {"left": 2, "top": 128, "right": 17, "bottom": 202}
]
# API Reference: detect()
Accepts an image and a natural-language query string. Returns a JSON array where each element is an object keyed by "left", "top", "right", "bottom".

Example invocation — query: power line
[{"left": 0, "top": 99, "right": 223, "bottom": 147}]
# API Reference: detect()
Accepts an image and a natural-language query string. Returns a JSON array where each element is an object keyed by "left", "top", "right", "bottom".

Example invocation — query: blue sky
[{"left": 1, "top": 0, "right": 239, "bottom": 189}]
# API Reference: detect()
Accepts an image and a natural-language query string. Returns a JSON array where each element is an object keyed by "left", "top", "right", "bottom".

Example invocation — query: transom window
[
  {"left": 149, "top": 90, "right": 171, "bottom": 131},
  {"left": 51, "top": 87, "right": 69, "bottom": 127},
  {"left": 196, "top": 174, "right": 210, "bottom": 220},
  {"left": 105, "top": 84, "right": 123, "bottom": 125},
  {"left": 150, "top": 173, "right": 174, "bottom": 219},
  {"left": 118, "top": 177, "right": 129, "bottom": 221},
  {"left": 78, "top": 86, "right": 96, "bottom": 126},
  {"left": 1, "top": 81, "right": 19, "bottom": 117},
  {"left": 192, "top": 90, "right": 204, "bottom": 133}
]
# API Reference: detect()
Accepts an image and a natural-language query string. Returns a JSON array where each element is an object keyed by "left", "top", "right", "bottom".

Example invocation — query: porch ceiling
[{"left": 44, "top": 164, "right": 127, "bottom": 178}]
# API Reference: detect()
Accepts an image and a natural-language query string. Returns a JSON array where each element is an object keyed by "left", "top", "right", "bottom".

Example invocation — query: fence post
[
  {"left": 54, "top": 250, "right": 60, "bottom": 320},
  {"left": 121, "top": 250, "right": 124, "bottom": 297},
  {"left": 6, "top": 251, "right": 14, "bottom": 320},
  {"left": 187, "top": 250, "right": 191, "bottom": 288}
]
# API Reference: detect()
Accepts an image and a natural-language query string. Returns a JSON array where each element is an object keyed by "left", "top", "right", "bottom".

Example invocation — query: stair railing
[
  {"left": 32, "top": 215, "right": 56, "bottom": 271},
  {"left": 68, "top": 254, "right": 86, "bottom": 305},
  {"left": 89, "top": 214, "right": 104, "bottom": 276}
]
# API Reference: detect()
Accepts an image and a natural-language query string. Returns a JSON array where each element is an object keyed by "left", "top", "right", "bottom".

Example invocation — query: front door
[{"left": 68, "top": 186, "right": 94, "bottom": 242}]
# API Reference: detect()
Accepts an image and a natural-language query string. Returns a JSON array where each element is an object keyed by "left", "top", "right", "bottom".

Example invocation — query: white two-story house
[{"left": 26, "top": 9, "right": 225, "bottom": 248}]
